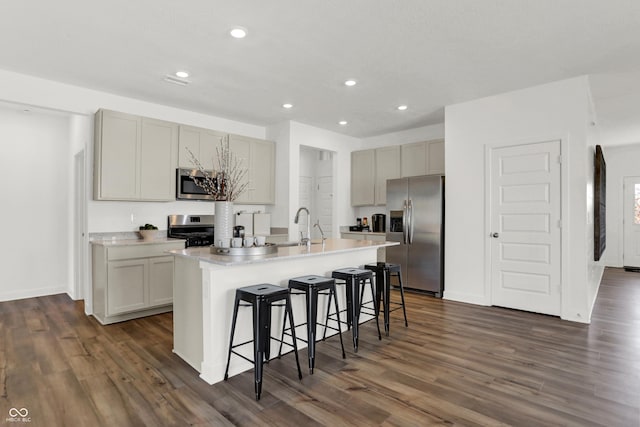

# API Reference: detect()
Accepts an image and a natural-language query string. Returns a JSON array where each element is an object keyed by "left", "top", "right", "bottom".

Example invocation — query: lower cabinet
[
  {"left": 107, "top": 258, "right": 147, "bottom": 315},
  {"left": 148, "top": 256, "right": 175, "bottom": 307},
  {"left": 92, "top": 241, "right": 184, "bottom": 324}
]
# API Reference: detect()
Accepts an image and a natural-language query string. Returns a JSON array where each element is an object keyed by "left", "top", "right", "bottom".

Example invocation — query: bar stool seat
[
  {"left": 224, "top": 283, "right": 302, "bottom": 401},
  {"left": 329, "top": 268, "right": 380, "bottom": 352},
  {"left": 279, "top": 275, "right": 346, "bottom": 374},
  {"left": 364, "top": 262, "right": 408, "bottom": 337}
]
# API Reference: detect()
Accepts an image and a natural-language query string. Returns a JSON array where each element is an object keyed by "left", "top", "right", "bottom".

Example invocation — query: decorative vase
[{"left": 214, "top": 201, "right": 234, "bottom": 246}]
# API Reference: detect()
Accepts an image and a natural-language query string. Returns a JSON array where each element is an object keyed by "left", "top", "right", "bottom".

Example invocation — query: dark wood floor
[{"left": 1, "top": 268, "right": 639, "bottom": 426}]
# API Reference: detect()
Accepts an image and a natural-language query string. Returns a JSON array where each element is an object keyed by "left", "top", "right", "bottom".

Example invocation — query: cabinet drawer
[{"left": 107, "top": 242, "right": 184, "bottom": 260}]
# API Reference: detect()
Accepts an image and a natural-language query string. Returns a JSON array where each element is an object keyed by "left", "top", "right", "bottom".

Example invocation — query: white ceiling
[{"left": 2, "top": 1, "right": 640, "bottom": 142}]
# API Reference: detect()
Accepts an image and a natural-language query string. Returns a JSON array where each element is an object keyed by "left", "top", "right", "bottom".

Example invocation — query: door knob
[{"left": 491, "top": 232, "right": 499, "bottom": 238}]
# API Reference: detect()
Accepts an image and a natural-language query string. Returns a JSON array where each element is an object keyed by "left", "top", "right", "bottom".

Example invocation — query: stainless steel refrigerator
[{"left": 386, "top": 175, "right": 444, "bottom": 296}]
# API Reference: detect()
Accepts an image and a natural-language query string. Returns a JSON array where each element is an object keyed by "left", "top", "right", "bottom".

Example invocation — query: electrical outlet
[{"left": 130, "top": 213, "right": 135, "bottom": 223}]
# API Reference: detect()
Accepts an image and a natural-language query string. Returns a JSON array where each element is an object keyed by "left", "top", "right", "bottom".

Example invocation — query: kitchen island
[{"left": 169, "top": 238, "right": 398, "bottom": 385}]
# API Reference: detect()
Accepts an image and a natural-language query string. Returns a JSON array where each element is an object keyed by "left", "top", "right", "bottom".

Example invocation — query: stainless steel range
[{"left": 168, "top": 214, "right": 215, "bottom": 247}]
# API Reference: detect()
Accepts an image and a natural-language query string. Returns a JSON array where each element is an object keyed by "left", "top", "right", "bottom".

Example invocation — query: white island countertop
[
  {"left": 91, "top": 237, "right": 185, "bottom": 247},
  {"left": 168, "top": 238, "right": 397, "bottom": 266}
]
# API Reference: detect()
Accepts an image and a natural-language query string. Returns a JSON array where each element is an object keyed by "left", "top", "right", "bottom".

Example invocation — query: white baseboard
[
  {"left": 443, "top": 290, "right": 490, "bottom": 306},
  {"left": 0, "top": 286, "right": 68, "bottom": 302}
]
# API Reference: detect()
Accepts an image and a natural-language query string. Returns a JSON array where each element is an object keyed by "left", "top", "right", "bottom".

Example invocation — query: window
[{"left": 635, "top": 184, "right": 640, "bottom": 224}]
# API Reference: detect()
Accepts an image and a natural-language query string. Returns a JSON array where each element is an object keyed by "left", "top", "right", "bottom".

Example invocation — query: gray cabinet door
[
  {"left": 140, "top": 118, "right": 178, "bottom": 201},
  {"left": 95, "top": 110, "right": 140, "bottom": 200},
  {"left": 107, "top": 259, "right": 147, "bottom": 315},
  {"left": 148, "top": 256, "right": 174, "bottom": 307},
  {"left": 351, "top": 149, "right": 375, "bottom": 206}
]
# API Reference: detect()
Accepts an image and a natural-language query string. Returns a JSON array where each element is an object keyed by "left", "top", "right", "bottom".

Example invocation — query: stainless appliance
[
  {"left": 167, "top": 214, "right": 215, "bottom": 247},
  {"left": 372, "top": 214, "right": 386, "bottom": 232},
  {"left": 386, "top": 175, "right": 444, "bottom": 296},
  {"left": 176, "top": 168, "right": 215, "bottom": 201}
]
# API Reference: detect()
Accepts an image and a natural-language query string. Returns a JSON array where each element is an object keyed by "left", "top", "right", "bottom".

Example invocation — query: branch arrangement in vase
[{"left": 185, "top": 138, "right": 248, "bottom": 201}]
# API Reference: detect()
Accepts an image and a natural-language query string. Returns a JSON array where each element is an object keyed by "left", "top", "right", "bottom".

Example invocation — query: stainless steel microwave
[{"left": 176, "top": 168, "right": 214, "bottom": 201}]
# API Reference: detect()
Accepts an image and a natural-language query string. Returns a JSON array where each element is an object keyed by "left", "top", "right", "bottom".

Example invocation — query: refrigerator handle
[
  {"left": 402, "top": 200, "right": 408, "bottom": 244},
  {"left": 408, "top": 198, "right": 414, "bottom": 244}
]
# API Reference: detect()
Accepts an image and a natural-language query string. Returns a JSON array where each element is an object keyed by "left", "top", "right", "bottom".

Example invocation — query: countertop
[
  {"left": 169, "top": 238, "right": 397, "bottom": 266},
  {"left": 90, "top": 237, "right": 185, "bottom": 247},
  {"left": 340, "top": 231, "right": 386, "bottom": 236}
]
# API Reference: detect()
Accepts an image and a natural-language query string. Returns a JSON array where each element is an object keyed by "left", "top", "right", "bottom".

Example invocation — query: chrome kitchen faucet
[{"left": 294, "top": 207, "right": 311, "bottom": 249}]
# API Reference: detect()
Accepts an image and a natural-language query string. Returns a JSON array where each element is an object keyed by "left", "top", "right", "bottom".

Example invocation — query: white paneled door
[
  {"left": 623, "top": 176, "right": 640, "bottom": 268},
  {"left": 489, "top": 140, "right": 561, "bottom": 315},
  {"left": 316, "top": 176, "right": 333, "bottom": 238}
]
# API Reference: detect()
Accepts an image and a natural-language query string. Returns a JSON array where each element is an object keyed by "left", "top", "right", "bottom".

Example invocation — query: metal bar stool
[
  {"left": 327, "top": 268, "right": 380, "bottom": 352},
  {"left": 364, "top": 262, "right": 408, "bottom": 336},
  {"left": 279, "top": 275, "right": 346, "bottom": 374},
  {"left": 223, "top": 283, "right": 302, "bottom": 401}
]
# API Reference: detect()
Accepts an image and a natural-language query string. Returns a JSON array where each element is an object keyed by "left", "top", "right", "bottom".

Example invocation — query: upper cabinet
[
  {"left": 375, "top": 146, "right": 401, "bottom": 205},
  {"left": 351, "top": 149, "right": 376, "bottom": 206},
  {"left": 94, "top": 110, "right": 178, "bottom": 201},
  {"left": 177, "top": 125, "right": 226, "bottom": 169},
  {"left": 351, "top": 139, "right": 444, "bottom": 206},
  {"left": 140, "top": 119, "right": 179, "bottom": 200},
  {"left": 94, "top": 109, "right": 276, "bottom": 204},
  {"left": 351, "top": 147, "right": 400, "bottom": 206},
  {"left": 401, "top": 139, "right": 445, "bottom": 177},
  {"left": 228, "top": 134, "right": 275, "bottom": 204}
]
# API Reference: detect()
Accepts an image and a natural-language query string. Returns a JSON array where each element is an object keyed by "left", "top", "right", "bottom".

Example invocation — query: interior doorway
[
  {"left": 299, "top": 146, "right": 335, "bottom": 239},
  {"left": 623, "top": 176, "right": 640, "bottom": 269}
]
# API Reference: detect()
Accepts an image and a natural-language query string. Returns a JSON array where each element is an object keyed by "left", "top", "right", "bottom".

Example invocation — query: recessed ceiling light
[
  {"left": 175, "top": 71, "right": 189, "bottom": 78},
  {"left": 344, "top": 80, "right": 357, "bottom": 87},
  {"left": 230, "top": 27, "right": 248, "bottom": 38},
  {"left": 397, "top": 105, "right": 408, "bottom": 111},
  {"left": 338, "top": 120, "right": 348, "bottom": 125},
  {"left": 282, "top": 103, "right": 293, "bottom": 109}
]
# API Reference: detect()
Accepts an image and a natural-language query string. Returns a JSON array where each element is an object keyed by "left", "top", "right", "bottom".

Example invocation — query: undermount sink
[{"left": 276, "top": 241, "right": 322, "bottom": 247}]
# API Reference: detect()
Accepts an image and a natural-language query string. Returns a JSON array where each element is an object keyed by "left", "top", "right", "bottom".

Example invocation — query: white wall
[
  {"left": 274, "top": 121, "right": 361, "bottom": 238},
  {"left": 585, "top": 91, "right": 603, "bottom": 313},
  {"left": 0, "top": 106, "right": 72, "bottom": 300},
  {"left": 444, "top": 76, "right": 604, "bottom": 323},
  {"left": 69, "top": 113, "right": 92, "bottom": 300},
  {"left": 265, "top": 121, "right": 291, "bottom": 231},
  {"left": 601, "top": 143, "right": 640, "bottom": 267},
  {"left": 360, "top": 123, "right": 445, "bottom": 149}
]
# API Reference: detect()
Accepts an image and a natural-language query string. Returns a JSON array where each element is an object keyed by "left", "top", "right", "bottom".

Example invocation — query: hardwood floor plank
[
  {"left": 80, "top": 373, "right": 146, "bottom": 426},
  {"left": 161, "top": 386, "right": 236, "bottom": 427},
  {"left": 36, "top": 370, "right": 103, "bottom": 427}
]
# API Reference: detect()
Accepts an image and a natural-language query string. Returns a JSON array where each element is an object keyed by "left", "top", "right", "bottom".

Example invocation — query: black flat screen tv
[{"left": 594, "top": 145, "right": 606, "bottom": 261}]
